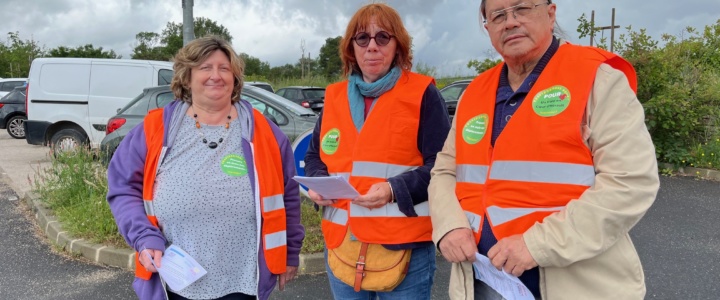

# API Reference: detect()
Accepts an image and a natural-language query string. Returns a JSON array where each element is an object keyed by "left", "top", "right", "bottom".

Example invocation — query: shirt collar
[{"left": 498, "top": 36, "right": 560, "bottom": 93}]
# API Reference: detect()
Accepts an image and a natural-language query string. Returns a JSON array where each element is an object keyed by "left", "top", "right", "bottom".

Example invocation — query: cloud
[{"left": 1, "top": 0, "right": 719, "bottom": 77}]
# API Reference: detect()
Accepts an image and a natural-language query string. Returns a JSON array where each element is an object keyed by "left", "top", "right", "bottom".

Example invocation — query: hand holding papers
[
  {"left": 292, "top": 175, "right": 360, "bottom": 199},
  {"left": 146, "top": 245, "right": 207, "bottom": 291},
  {"left": 472, "top": 253, "right": 534, "bottom": 300}
]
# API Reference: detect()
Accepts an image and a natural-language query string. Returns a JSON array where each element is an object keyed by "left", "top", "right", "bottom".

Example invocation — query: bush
[
  {"left": 33, "top": 149, "right": 126, "bottom": 247},
  {"left": 613, "top": 22, "right": 720, "bottom": 165}
]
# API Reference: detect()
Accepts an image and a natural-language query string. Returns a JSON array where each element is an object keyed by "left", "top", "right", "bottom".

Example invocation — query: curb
[
  {"left": 660, "top": 163, "right": 720, "bottom": 181},
  {"left": 13, "top": 189, "right": 327, "bottom": 275},
  {"left": 22, "top": 190, "right": 137, "bottom": 270}
]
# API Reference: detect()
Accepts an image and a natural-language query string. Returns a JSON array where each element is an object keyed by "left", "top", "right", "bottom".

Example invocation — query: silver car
[{"left": 101, "top": 84, "right": 318, "bottom": 157}]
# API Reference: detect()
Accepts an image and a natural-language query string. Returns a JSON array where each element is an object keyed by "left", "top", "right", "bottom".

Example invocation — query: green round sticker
[
  {"left": 321, "top": 128, "right": 341, "bottom": 155},
  {"left": 462, "top": 114, "right": 489, "bottom": 145},
  {"left": 532, "top": 85, "right": 571, "bottom": 117},
  {"left": 221, "top": 154, "right": 248, "bottom": 177}
]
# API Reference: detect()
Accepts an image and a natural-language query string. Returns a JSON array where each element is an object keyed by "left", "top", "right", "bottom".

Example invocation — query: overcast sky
[{"left": 2, "top": 0, "right": 719, "bottom": 77}]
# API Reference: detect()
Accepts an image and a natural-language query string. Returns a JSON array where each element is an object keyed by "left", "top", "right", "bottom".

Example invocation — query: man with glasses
[{"left": 429, "top": 0, "right": 659, "bottom": 299}]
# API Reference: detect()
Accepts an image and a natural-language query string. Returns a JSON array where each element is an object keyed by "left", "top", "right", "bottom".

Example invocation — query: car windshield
[
  {"left": 244, "top": 86, "right": 316, "bottom": 116},
  {"left": 303, "top": 89, "right": 325, "bottom": 99}
]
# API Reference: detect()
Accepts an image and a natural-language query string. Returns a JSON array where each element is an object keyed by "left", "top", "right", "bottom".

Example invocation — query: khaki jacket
[{"left": 429, "top": 64, "right": 659, "bottom": 300}]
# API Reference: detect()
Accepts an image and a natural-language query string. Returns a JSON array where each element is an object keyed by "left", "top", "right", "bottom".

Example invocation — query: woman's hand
[
  {"left": 308, "top": 189, "right": 335, "bottom": 206},
  {"left": 278, "top": 266, "right": 298, "bottom": 291},
  {"left": 354, "top": 182, "right": 392, "bottom": 209},
  {"left": 139, "top": 248, "right": 163, "bottom": 273}
]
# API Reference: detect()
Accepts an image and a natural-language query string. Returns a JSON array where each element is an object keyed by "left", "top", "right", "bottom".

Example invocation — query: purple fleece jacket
[{"left": 106, "top": 100, "right": 304, "bottom": 300}]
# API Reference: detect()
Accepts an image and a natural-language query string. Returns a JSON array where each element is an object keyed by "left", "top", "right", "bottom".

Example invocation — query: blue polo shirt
[{"left": 478, "top": 36, "right": 559, "bottom": 298}]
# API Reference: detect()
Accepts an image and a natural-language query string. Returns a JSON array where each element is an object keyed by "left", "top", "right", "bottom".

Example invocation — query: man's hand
[
  {"left": 487, "top": 234, "right": 538, "bottom": 277},
  {"left": 308, "top": 189, "right": 335, "bottom": 206},
  {"left": 438, "top": 228, "right": 477, "bottom": 263},
  {"left": 138, "top": 248, "right": 163, "bottom": 273},
  {"left": 278, "top": 266, "right": 298, "bottom": 291},
  {"left": 354, "top": 182, "right": 392, "bottom": 209}
]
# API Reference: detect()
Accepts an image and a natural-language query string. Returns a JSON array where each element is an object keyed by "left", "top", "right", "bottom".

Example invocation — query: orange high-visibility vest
[
  {"left": 454, "top": 44, "right": 637, "bottom": 243},
  {"left": 134, "top": 107, "right": 288, "bottom": 280},
  {"left": 319, "top": 71, "right": 434, "bottom": 248}
]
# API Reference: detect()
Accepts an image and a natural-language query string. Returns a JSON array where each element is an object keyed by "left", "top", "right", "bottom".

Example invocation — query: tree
[
  {"left": 241, "top": 53, "right": 271, "bottom": 76},
  {"left": 160, "top": 17, "right": 233, "bottom": 59},
  {"left": 317, "top": 36, "right": 342, "bottom": 79},
  {"left": 467, "top": 58, "right": 502, "bottom": 74},
  {"left": 131, "top": 17, "right": 233, "bottom": 60},
  {"left": 48, "top": 44, "right": 119, "bottom": 58},
  {"left": 131, "top": 32, "right": 168, "bottom": 61},
  {"left": 0, "top": 32, "right": 45, "bottom": 78},
  {"left": 269, "top": 63, "right": 301, "bottom": 79}
]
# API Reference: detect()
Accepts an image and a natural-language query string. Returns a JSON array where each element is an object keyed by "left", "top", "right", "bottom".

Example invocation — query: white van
[{"left": 25, "top": 58, "right": 173, "bottom": 152}]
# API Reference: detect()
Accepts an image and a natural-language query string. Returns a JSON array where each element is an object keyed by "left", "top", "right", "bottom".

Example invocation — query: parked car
[
  {"left": 246, "top": 81, "right": 274, "bottom": 93},
  {"left": 0, "top": 86, "right": 27, "bottom": 138},
  {"left": 0, "top": 78, "right": 27, "bottom": 98},
  {"left": 275, "top": 86, "right": 325, "bottom": 113},
  {"left": 439, "top": 79, "right": 472, "bottom": 116},
  {"left": 101, "top": 84, "right": 318, "bottom": 157}
]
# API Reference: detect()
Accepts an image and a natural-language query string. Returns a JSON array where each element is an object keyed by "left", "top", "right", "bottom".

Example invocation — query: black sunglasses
[{"left": 352, "top": 31, "right": 395, "bottom": 47}]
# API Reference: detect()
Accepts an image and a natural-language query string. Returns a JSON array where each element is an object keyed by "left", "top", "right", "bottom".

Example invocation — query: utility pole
[
  {"left": 589, "top": 8, "right": 620, "bottom": 52},
  {"left": 182, "top": 0, "right": 195, "bottom": 46},
  {"left": 300, "top": 39, "right": 306, "bottom": 79}
]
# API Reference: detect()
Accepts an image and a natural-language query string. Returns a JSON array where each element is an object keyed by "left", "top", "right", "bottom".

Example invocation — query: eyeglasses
[
  {"left": 352, "top": 31, "right": 395, "bottom": 47},
  {"left": 484, "top": 2, "right": 549, "bottom": 25}
]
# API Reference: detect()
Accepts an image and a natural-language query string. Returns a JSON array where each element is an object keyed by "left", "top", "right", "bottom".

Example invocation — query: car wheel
[
  {"left": 6, "top": 115, "right": 27, "bottom": 139},
  {"left": 50, "top": 128, "right": 88, "bottom": 157}
]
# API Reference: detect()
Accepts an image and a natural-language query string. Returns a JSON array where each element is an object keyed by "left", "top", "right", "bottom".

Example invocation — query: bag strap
[{"left": 354, "top": 242, "right": 369, "bottom": 292}]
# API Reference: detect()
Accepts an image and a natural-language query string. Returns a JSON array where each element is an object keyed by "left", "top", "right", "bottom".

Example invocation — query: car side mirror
[{"left": 116, "top": 108, "right": 121, "bottom": 114}]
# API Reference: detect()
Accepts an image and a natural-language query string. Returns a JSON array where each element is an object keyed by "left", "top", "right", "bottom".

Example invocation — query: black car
[
  {"left": 275, "top": 86, "right": 325, "bottom": 113},
  {"left": 439, "top": 79, "right": 472, "bottom": 116},
  {"left": 0, "top": 86, "right": 27, "bottom": 139},
  {"left": 101, "top": 84, "right": 318, "bottom": 157}
]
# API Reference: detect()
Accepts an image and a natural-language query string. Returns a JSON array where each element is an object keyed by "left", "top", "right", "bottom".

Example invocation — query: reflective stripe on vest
[
  {"left": 350, "top": 201, "right": 429, "bottom": 217},
  {"left": 490, "top": 161, "right": 595, "bottom": 186},
  {"left": 352, "top": 161, "right": 417, "bottom": 179},
  {"left": 323, "top": 206, "right": 349, "bottom": 226},
  {"left": 486, "top": 205, "right": 566, "bottom": 226},
  {"left": 464, "top": 211, "right": 482, "bottom": 233},
  {"left": 264, "top": 230, "right": 287, "bottom": 250},
  {"left": 457, "top": 164, "right": 490, "bottom": 184},
  {"left": 263, "top": 194, "right": 285, "bottom": 212},
  {"left": 143, "top": 199, "right": 155, "bottom": 217}
]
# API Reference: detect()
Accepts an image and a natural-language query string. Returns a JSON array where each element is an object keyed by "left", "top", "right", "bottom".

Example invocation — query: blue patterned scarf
[{"left": 347, "top": 66, "right": 402, "bottom": 131}]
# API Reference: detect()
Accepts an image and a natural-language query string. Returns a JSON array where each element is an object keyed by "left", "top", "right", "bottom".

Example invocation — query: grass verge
[{"left": 33, "top": 149, "right": 126, "bottom": 248}]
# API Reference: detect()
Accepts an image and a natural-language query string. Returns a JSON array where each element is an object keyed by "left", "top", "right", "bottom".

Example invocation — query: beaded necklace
[{"left": 190, "top": 106, "right": 231, "bottom": 149}]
